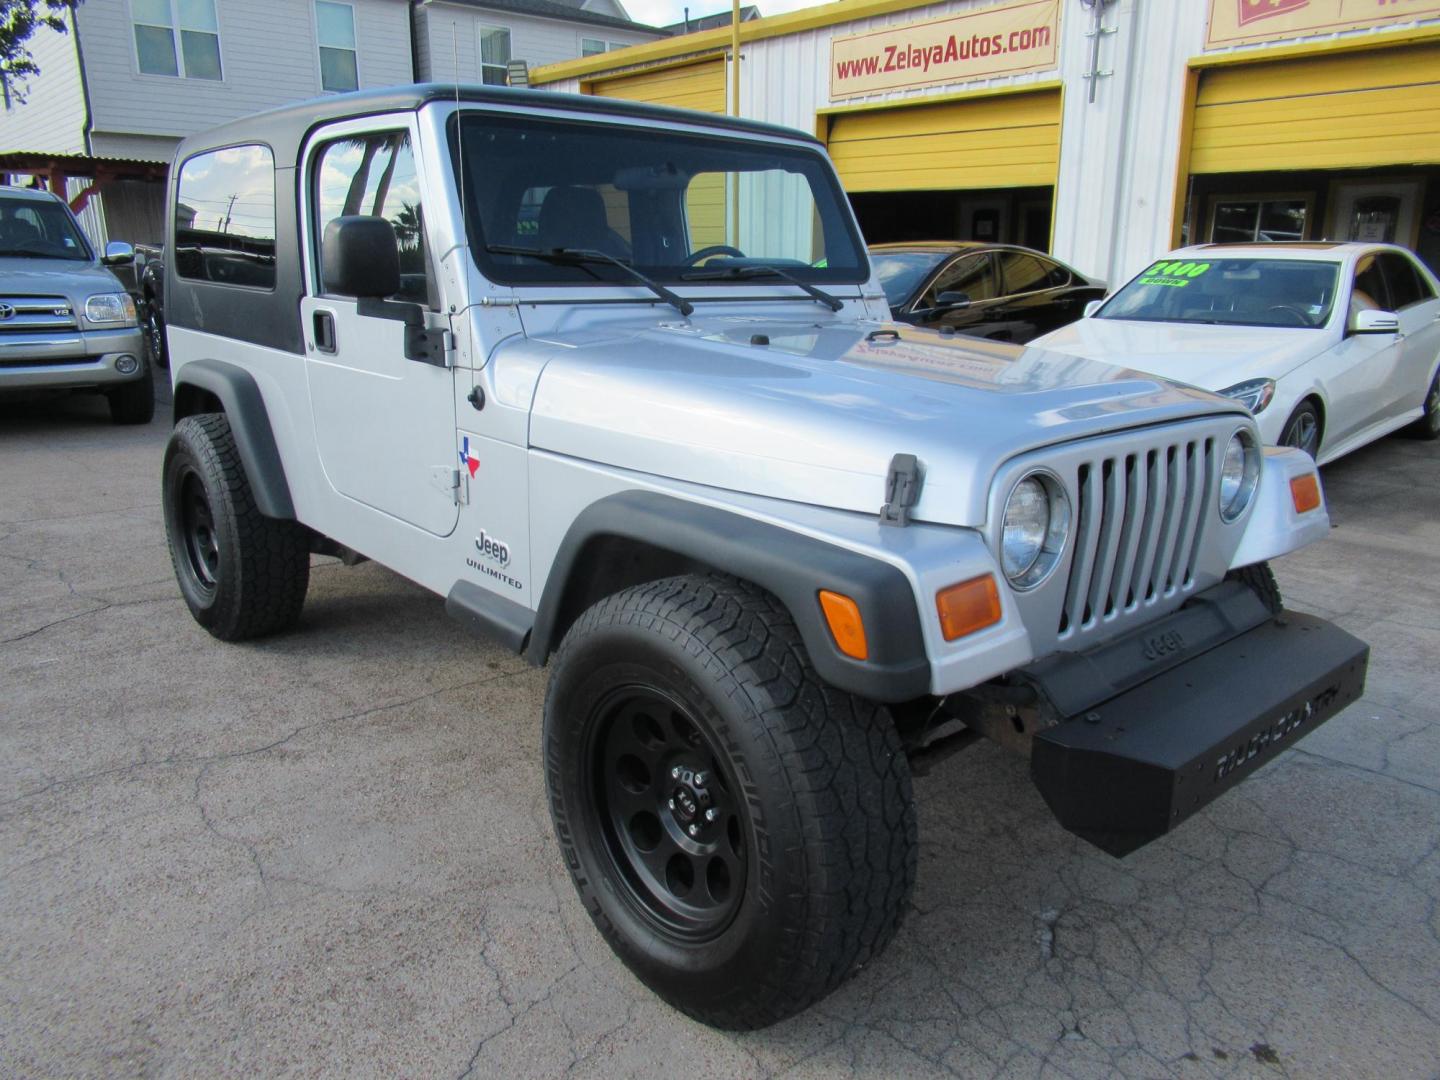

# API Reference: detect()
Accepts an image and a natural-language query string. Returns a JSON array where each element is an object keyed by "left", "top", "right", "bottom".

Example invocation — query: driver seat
[{"left": 536, "top": 186, "right": 629, "bottom": 257}]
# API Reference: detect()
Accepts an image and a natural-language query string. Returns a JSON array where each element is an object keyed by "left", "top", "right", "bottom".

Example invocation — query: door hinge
[{"left": 431, "top": 466, "right": 468, "bottom": 506}]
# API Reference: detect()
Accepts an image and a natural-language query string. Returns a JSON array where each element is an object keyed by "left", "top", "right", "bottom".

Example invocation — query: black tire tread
[
  {"left": 166, "top": 413, "right": 309, "bottom": 640},
  {"left": 549, "top": 574, "right": 916, "bottom": 1029},
  {"left": 1227, "top": 561, "right": 1282, "bottom": 615}
]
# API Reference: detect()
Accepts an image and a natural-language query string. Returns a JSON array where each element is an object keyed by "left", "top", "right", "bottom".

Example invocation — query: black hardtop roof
[{"left": 175, "top": 83, "right": 820, "bottom": 169}]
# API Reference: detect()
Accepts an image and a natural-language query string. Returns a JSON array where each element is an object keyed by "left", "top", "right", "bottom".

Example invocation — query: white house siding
[
  {"left": 416, "top": 1, "right": 661, "bottom": 80},
  {"left": 0, "top": 20, "right": 87, "bottom": 156},
  {"left": 73, "top": 0, "right": 413, "bottom": 159}
]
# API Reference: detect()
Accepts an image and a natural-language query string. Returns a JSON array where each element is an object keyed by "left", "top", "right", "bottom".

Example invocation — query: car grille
[
  {"left": 1058, "top": 433, "right": 1218, "bottom": 640},
  {"left": 0, "top": 295, "right": 77, "bottom": 333}
]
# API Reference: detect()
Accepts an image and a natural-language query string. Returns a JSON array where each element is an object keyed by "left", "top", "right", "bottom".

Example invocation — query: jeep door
[{"left": 299, "top": 117, "right": 460, "bottom": 537}]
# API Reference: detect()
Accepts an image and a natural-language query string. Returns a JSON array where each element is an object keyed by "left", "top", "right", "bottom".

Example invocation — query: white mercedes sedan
[{"left": 1033, "top": 242, "right": 1440, "bottom": 463}]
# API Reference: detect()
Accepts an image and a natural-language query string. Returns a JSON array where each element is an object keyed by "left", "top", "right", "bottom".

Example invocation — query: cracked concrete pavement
[{"left": 2, "top": 392, "right": 1438, "bottom": 1079}]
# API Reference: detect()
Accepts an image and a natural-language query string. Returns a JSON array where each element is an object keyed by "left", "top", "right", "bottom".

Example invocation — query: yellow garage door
[
  {"left": 826, "top": 89, "right": 1061, "bottom": 193},
  {"left": 590, "top": 60, "right": 727, "bottom": 246},
  {"left": 1191, "top": 43, "right": 1440, "bottom": 173}
]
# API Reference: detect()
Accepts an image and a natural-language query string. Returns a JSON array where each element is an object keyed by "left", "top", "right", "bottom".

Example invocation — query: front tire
[
  {"left": 1279, "top": 400, "right": 1322, "bottom": 459},
  {"left": 544, "top": 575, "right": 917, "bottom": 1029},
  {"left": 162, "top": 413, "right": 309, "bottom": 640}
]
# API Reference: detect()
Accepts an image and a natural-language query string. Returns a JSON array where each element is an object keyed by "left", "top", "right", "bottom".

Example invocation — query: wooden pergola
[{"left": 0, "top": 153, "right": 168, "bottom": 214}]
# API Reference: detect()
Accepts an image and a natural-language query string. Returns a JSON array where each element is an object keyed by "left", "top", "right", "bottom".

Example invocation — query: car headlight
[
  {"left": 1001, "top": 472, "right": 1070, "bottom": 589},
  {"left": 1218, "top": 430, "right": 1260, "bottom": 523},
  {"left": 85, "top": 292, "right": 137, "bottom": 325},
  {"left": 1218, "top": 378, "right": 1276, "bottom": 414}
]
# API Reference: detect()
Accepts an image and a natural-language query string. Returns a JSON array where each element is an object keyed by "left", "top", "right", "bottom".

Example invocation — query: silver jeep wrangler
[{"left": 161, "top": 86, "right": 1368, "bottom": 1028}]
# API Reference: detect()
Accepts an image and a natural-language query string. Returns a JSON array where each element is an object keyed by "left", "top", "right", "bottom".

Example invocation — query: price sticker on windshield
[{"left": 1137, "top": 261, "right": 1211, "bottom": 288}]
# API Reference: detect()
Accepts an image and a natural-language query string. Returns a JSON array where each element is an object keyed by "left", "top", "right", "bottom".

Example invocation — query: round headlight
[
  {"left": 1219, "top": 430, "right": 1259, "bottom": 522},
  {"left": 1001, "top": 472, "right": 1070, "bottom": 589}
]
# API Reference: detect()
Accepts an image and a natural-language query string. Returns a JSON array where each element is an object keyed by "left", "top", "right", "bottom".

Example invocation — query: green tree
[{"left": 1, "top": 0, "right": 80, "bottom": 105}]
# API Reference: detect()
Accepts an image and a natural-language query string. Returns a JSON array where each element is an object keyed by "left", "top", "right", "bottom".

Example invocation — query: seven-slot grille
[
  {"left": 0, "top": 295, "right": 76, "bottom": 333},
  {"left": 1058, "top": 434, "right": 1218, "bottom": 639}
]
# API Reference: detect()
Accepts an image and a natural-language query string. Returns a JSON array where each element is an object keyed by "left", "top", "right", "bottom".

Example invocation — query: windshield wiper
[
  {"left": 680, "top": 263, "right": 843, "bottom": 312},
  {"left": 485, "top": 244, "right": 693, "bottom": 316}
]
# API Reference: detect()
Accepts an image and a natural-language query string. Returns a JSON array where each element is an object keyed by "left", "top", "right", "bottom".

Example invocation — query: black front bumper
[{"left": 1026, "top": 598, "right": 1368, "bottom": 857}]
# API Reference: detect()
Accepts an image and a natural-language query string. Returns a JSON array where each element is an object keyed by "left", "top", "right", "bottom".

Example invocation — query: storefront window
[{"left": 1211, "top": 198, "right": 1308, "bottom": 243}]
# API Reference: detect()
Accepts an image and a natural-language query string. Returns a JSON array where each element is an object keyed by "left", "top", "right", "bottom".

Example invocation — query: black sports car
[{"left": 870, "top": 242, "right": 1106, "bottom": 343}]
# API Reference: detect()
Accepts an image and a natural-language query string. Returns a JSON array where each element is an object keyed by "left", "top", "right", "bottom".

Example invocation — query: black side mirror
[
  {"left": 935, "top": 290, "right": 971, "bottom": 308},
  {"left": 322, "top": 215, "right": 400, "bottom": 298}
]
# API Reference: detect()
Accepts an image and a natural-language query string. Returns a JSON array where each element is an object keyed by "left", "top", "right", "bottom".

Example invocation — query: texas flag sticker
[{"left": 458, "top": 436, "right": 480, "bottom": 478}]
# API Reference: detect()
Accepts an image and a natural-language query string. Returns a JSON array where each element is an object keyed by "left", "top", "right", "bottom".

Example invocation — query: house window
[
  {"left": 478, "top": 25, "right": 511, "bottom": 85},
  {"left": 315, "top": 1, "right": 359, "bottom": 92},
  {"left": 132, "top": 0, "right": 222, "bottom": 80},
  {"left": 581, "top": 37, "right": 627, "bottom": 55},
  {"left": 1210, "top": 197, "right": 1309, "bottom": 243}
]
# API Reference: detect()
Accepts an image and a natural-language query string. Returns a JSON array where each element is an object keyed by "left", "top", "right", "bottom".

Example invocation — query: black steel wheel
[
  {"left": 162, "top": 413, "right": 309, "bottom": 640},
  {"left": 589, "top": 686, "right": 746, "bottom": 941},
  {"left": 1279, "top": 400, "right": 1322, "bottom": 459},
  {"left": 545, "top": 575, "right": 916, "bottom": 1030},
  {"left": 143, "top": 297, "right": 169, "bottom": 370},
  {"left": 178, "top": 467, "right": 221, "bottom": 594}
]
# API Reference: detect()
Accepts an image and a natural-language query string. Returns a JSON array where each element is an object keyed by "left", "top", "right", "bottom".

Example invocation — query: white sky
[{"left": 622, "top": 0, "right": 826, "bottom": 28}]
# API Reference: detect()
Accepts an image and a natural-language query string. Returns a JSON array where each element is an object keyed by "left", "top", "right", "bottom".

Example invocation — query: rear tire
[
  {"left": 1403, "top": 368, "right": 1440, "bottom": 440},
  {"left": 142, "top": 294, "right": 169, "bottom": 370},
  {"left": 107, "top": 360, "right": 155, "bottom": 425},
  {"left": 544, "top": 575, "right": 917, "bottom": 1029},
  {"left": 162, "top": 413, "right": 309, "bottom": 640}
]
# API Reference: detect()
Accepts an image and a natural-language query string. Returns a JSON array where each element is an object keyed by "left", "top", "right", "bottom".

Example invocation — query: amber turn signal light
[
  {"left": 936, "top": 575, "right": 1002, "bottom": 642},
  {"left": 818, "top": 590, "right": 868, "bottom": 660},
  {"left": 1290, "top": 473, "right": 1321, "bottom": 514}
]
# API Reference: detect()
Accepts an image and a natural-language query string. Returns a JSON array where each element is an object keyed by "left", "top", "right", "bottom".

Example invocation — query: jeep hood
[{"left": 518, "top": 317, "right": 1244, "bottom": 527}]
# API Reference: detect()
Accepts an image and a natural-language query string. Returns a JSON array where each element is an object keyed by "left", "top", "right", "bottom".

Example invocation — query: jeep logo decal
[{"left": 474, "top": 530, "right": 510, "bottom": 566}]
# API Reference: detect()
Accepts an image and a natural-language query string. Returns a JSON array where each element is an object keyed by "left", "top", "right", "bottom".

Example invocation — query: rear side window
[
  {"left": 174, "top": 144, "right": 277, "bottom": 289},
  {"left": 313, "top": 130, "right": 430, "bottom": 304},
  {"left": 998, "top": 252, "right": 1051, "bottom": 294},
  {"left": 1379, "top": 252, "right": 1433, "bottom": 311}
]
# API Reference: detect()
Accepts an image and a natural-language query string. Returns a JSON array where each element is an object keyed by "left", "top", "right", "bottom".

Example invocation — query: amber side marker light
[
  {"left": 818, "top": 590, "right": 868, "bottom": 660},
  {"left": 937, "top": 574, "right": 1003, "bottom": 642},
  {"left": 1290, "top": 473, "right": 1322, "bottom": 514}
]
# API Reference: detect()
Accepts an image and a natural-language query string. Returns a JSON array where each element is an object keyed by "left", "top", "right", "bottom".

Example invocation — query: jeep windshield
[
  {"left": 450, "top": 112, "right": 868, "bottom": 288},
  {"left": 0, "top": 194, "right": 91, "bottom": 260},
  {"left": 1097, "top": 257, "right": 1340, "bottom": 329}
]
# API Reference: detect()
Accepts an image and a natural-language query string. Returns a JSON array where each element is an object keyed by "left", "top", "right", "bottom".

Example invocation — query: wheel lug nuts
[
  {"left": 668, "top": 798, "right": 676, "bottom": 810},
  {"left": 671, "top": 766, "right": 681, "bottom": 779},
  {"left": 693, "top": 771, "right": 708, "bottom": 786},
  {"left": 687, "top": 824, "right": 699, "bottom": 837},
  {"left": 705, "top": 808, "right": 719, "bottom": 822}
]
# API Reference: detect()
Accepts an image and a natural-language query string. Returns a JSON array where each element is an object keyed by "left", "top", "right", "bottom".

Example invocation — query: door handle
[{"left": 313, "top": 311, "right": 337, "bottom": 354}]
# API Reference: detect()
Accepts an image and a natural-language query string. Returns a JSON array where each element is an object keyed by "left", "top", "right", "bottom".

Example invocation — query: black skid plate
[{"left": 1030, "top": 611, "right": 1369, "bottom": 857}]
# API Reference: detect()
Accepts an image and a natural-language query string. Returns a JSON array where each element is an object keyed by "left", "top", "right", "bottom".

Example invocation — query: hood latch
[{"left": 880, "top": 453, "right": 923, "bottom": 528}]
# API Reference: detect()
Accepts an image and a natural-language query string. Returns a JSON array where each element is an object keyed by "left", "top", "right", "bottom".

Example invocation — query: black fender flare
[
  {"left": 171, "top": 358, "right": 295, "bottom": 520},
  {"left": 529, "top": 490, "right": 931, "bottom": 703}
]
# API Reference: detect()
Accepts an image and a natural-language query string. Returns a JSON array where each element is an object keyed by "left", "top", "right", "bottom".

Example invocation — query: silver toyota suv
[
  {"left": 0, "top": 185, "right": 151, "bottom": 423},
  {"left": 160, "top": 86, "right": 1369, "bottom": 1029}
]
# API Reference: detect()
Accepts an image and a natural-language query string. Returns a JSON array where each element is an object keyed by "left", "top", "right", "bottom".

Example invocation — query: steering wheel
[
  {"left": 684, "top": 244, "right": 746, "bottom": 266},
  {"left": 1265, "top": 304, "right": 1310, "bottom": 328}
]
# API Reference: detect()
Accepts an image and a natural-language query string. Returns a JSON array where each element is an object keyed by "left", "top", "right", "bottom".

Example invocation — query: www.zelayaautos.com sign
[{"left": 830, "top": 0, "right": 1059, "bottom": 100}]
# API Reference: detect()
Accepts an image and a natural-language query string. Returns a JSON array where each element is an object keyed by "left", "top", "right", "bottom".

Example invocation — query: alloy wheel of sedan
[{"left": 1281, "top": 403, "right": 1321, "bottom": 459}]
